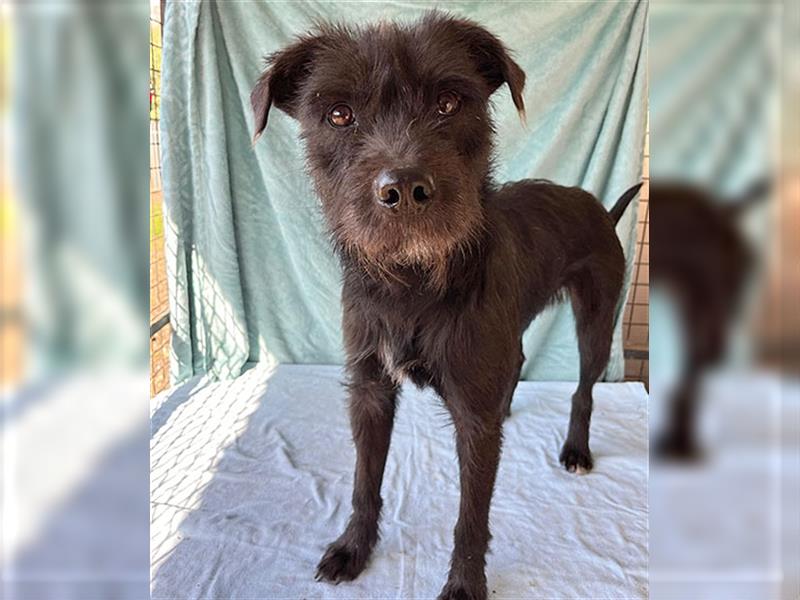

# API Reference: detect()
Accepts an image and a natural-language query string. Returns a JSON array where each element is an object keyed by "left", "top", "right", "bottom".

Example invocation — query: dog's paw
[
  {"left": 315, "top": 540, "right": 369, "bottom": 584},
  {"left": 559, "top": 444, "right": 593, "bottom": 474},
  {"left": 437, "top": 581, "right": 487, "bottom": 600},
  {"left": 654, "top": 432, "right": 703, "bottom": 462}
]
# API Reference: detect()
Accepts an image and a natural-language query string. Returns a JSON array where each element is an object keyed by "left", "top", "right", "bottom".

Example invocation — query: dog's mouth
[{"left": 332, "top": 186, "right": 486, "bottom": 272}]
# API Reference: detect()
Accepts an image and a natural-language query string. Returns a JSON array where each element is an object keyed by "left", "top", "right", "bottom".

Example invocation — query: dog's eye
[
  {"left": 327, "top": 103, "right": 355, "bottom": 128},
  {"left": 437, "top": 91, "right": 461, "bottom": 116}
]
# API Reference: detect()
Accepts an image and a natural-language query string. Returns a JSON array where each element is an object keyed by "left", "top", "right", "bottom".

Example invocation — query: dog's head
[{"left": 252, "top": 13, "right": 525, "bottom": 271}]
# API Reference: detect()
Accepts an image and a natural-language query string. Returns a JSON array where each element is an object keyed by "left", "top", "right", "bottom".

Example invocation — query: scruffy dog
[
  {"left": 651, "top": 180, "right": 766, "bottom": 460},
  {"left": 252, "top": 13, "right": 640, "bottom": 600}
]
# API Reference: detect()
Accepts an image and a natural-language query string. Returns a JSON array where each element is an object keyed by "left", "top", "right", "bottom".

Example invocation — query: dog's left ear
[
  {"left": 251, "top": 34, "right": 323, "bottom": 143},
  {"left": 434, "top": 16, "right": 526, "bottom": 116}
]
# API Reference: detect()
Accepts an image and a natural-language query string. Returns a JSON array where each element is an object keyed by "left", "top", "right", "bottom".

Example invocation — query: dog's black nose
[{"left": 374, "top": 168, "right": 435, "bottom": 209}]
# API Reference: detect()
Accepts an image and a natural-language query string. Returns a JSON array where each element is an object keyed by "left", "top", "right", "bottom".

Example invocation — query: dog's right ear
[{"left": 251, "top": 35, "right": 323, "bottom": 143}]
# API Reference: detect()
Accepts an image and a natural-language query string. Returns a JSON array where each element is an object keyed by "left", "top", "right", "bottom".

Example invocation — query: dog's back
[{"left": 488, "top": 180, "right": 630, "bottom": 329}]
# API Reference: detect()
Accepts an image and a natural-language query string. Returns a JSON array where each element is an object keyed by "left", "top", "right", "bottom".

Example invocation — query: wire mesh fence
[
  {"left": 150, "top": 4, "right": 170, "bottom": 396},
  {"left": 623, "top": 129, "right": 649, "bottom": 386}
]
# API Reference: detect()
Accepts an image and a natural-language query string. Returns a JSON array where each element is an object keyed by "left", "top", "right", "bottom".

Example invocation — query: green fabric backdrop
[{"left": 161, "top": 1, "right": 647, "bottom": 385}]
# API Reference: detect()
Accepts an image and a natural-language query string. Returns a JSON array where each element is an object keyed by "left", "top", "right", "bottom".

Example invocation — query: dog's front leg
[
  {"left": 439, "top": 397, "right": 504, "bottom": 600},
  {"left": 316, "top": 356, "right": 398, "bottom": 583}
]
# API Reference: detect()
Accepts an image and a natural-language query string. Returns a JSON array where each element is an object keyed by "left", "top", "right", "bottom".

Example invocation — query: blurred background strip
[{"left": 2, "top": 3, "right": 150, "bottom": 599}]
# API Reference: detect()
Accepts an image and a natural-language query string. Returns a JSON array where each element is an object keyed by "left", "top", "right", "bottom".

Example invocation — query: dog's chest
[{"left": 377, "top": 327, "right": 431, "bottom": 387}]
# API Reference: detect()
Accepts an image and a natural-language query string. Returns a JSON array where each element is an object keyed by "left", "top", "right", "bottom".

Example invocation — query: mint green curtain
[{"left": 161, "top": 1, "right": 647, "bottom": 384}]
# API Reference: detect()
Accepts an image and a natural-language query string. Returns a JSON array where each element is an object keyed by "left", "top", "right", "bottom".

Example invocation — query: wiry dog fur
[{"left": 252, "top": 13, "right": 641, "bottom": 600}]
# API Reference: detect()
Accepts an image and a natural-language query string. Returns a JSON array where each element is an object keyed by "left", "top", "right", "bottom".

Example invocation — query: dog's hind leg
[
  {"left": 316, "top": 356, "right": 398, "bottom": 583},
  {"left": 560, "top": 266, "right": 621, "bottom": 473},
  {"left": 655, "top": 369, "right": 702, "bottom": 459}
]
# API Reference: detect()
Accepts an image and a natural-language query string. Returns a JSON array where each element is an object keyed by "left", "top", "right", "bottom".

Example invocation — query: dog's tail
[
  {"left": 724, "top": 176, "right": 771, "bottom": 218},
  {"left": 608, "top": 183, "right": 643, "bottom": 225}
]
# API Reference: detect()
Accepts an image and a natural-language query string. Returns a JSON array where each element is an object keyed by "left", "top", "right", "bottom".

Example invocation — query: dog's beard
[{"left": 330, "top": 197, "right": 486, "bottom": 292}]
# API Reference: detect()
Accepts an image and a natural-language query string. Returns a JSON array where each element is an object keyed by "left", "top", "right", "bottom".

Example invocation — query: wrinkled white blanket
[{"left": 151, "top": 364, "right": 648, "bottom": 599}]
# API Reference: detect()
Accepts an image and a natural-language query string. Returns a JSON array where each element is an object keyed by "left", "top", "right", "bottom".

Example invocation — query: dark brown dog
[
  {"left": 650, "top": 180, "right": 766, "bottom": 460},
  {"left": 252, "top": 13, "right": 641, "bottom": 600}
]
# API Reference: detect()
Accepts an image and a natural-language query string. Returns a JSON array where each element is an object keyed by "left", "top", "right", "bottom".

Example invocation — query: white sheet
[
  {"left": 3, "top": 371, "right": 149, "bottom": 600},
  {"left": 649, "top": 373, "right": 800, "bottom": 600},
  {"left": 150, "top": 364, "right": 648, "bottom": 599}
]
